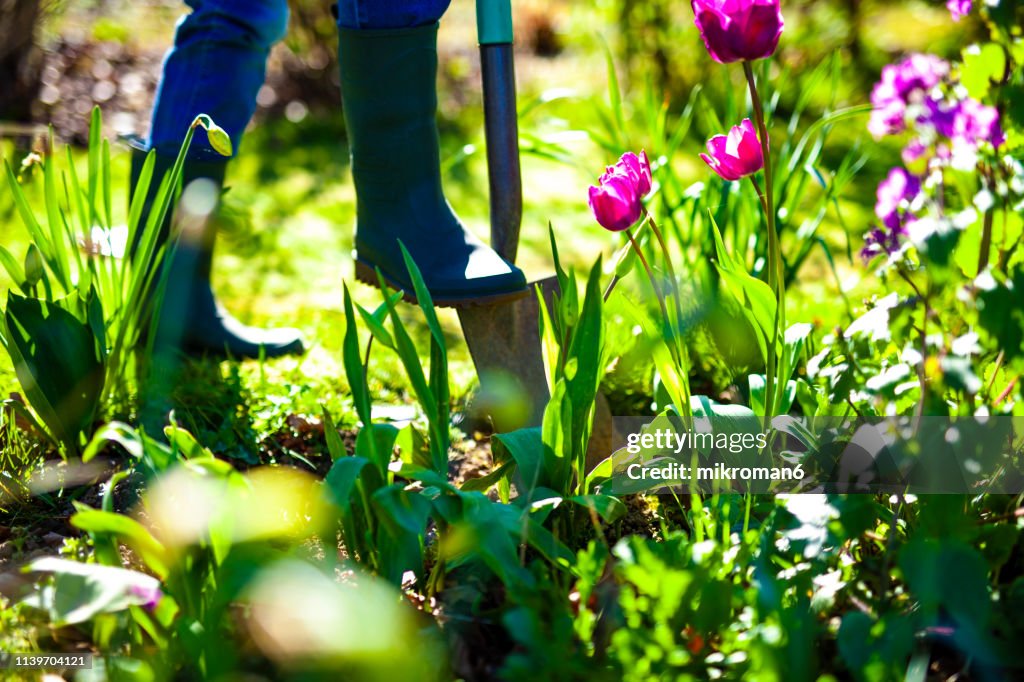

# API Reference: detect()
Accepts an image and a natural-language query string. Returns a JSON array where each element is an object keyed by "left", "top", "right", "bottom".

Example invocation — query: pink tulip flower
[
  {"left": 589, "top": 151, "right": 653, "bottom": 232},
  {"left": 691, "top": 0, "right": 784, "bottom": 64},
  {"left": 700, "top": 119, "right": 764, "bottom": 181}
]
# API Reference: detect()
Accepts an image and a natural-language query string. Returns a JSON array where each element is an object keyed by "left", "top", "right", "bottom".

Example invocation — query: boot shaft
[{"left": 128, "top": 144, "right": 228, "bottom": 279}]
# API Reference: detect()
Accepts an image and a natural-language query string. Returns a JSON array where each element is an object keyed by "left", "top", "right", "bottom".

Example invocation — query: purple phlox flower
[
  {"left": 901, "top": 139, "right": 929, "bottom": 166},
  {"left": 952, "top": 98, "right": 1004, "bottom": 148},
  {"left": 922, "top": 97, "right": 960, "bottom": 138},
  {"left": 863, "top": 167, "right": 920, "bottom": 261},
  {"left": 868, "top": 54, "right": 950, "bottom": 138},
  {"left": 861, "top": 225, "right": 910, "bottom": 261},
  {"left": 947, "top": 0, "right": 972, "bottom": 21}
]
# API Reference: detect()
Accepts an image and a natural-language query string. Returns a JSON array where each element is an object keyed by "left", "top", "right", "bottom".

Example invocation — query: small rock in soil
[{"left": 42, "top": 532, "right": 66, "bottom": 547}]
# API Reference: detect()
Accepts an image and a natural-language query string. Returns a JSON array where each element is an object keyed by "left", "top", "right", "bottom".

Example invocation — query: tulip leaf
[
  {"left": 324, "top": 455, "right": 370, "bottom": 511},
  {"left": 1, "top": 291, "right": 104, "bottom": 453},
  {"left": 24, "top": 557, "right": 164, "bottom": 627},
  {"left": 492, "top": 426, "right": 545, "bottom": 493},
  {"left": 567, "top": 494, "right": 626, "bottom": 523},
  {"left": 709, "top": 218, "right": 776, "bottom": 365},
  {"left": 70, "top": 509, "right": 169, "bottom": 580}
]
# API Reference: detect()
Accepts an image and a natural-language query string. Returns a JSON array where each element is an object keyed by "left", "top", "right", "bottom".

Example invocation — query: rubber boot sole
[{"left": 355, "top": 258, "right": 529, "bottom": 308}]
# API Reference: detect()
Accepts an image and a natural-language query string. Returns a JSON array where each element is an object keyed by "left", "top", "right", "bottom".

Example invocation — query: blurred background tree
[{"left": 0, "top": 0, "right": 48, "bottom": 123}]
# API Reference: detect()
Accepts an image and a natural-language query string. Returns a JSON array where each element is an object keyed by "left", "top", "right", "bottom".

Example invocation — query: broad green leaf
[
  {"left": 70, "top": 510, "right": 169, "bottom": 579},
  {"left": 710, "top": 218, "right": 776, "bottom": 364},
  {"left": 164, "top": 424, "right": 212, "bottom": 459},
  {"left": 690, "top": 395, "right": 763, "bottom": 468},
  {"left": 960, "top": 43, "right": 1007, "bottom": 99},
  {"left": 1, "top": 292, "right": 104, "bottom": 452},
  {"left": 567, "top": 494, "right": 626, "bottom": 523},
  {"left": 373, "top": 484, "right": 433, "bottom": 536},
  {"left": 492, "top": 426, "right": 544, "bottom": 492},
  {"left": 564, "top": 258, "right": 606, "bottom": 461},
  {"left": 24, "top": 557, "right": 163, "bottom": 626},
  {"left": 324, "top": 456, "right": 370, "bottom": 510},
  {"left": 355, "top": 422, "right": 400, "bottom": 475}
]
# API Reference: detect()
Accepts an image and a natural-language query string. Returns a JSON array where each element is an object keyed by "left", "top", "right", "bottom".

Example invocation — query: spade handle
[{"left": 477, "top": 0, "right": 522, "bottom": 263}]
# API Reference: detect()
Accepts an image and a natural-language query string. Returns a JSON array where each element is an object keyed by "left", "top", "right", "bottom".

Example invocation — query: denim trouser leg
[
  {"left": 149, "top": 0, "right": 451, "bottom": 158},
  {"left": 148, "top": 0, "right": 289, "bottom": 159},
  {"left": 335, "top": 0, "right": 452, "bottom": 29}
]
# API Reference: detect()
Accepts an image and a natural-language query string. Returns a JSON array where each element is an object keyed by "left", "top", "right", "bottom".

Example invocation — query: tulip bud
[
  {"left": 691, "top": 0, "right": 784, "bottom": 64},
  {"left": 699, "top": 119, "right": 764, "bottom": 182}
]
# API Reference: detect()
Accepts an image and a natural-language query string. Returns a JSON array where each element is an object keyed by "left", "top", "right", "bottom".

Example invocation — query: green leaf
[
  {"left": 0, "top": 245, "right": 27, "bottom": 294},
  {"left": 1, "top": 292, "right": 104, "bottom": 452},
  {"left": 24, "top": 557, "right": 163, "bottom": 626},
  {"left": 960, "top": 43, "right": 1007, "bottom": 99},
  {"left": 492, "top": 426, "right": 544, "bottom": 492},
  {"left": 749, "top": 374, "right": 796, "bottom": 415},
  {"left": 899, "top": 538, "right": 991, "bottom": 627},
  {"left": 355, "top": 298, "right": 398, "bottom": 351},
  {"left": 564, "top": 259, "right": 606, "bottom": 460},
  {"left": 710, "top": 218, "right": 776, "bottom": 364},
  {"left": 373, "top": 484, "right": 432, "bottom": 536},
  {"left": 461, "top": 459, "right": 516, "bottom": 493},
  {"left": 690, "top": 395, "right": 764, "bottom": 468},
  {"left": 70, "top": 510, "right": 169, "bottom": 579},
  {"left": 324, "top": 456, "right": 369, "bottom": 510},
  {"left": 355, "top": 422, "right": 400, "bottom": 475},
  {"left": 342, "top": 284, "right": 374, "bottom": 434},
  {"left": 164, "top": 424, "right": 213, "bottom": 459},
  {"left": 541, "top": 381, "right": 573, "bottom": 494},
  {"left": 321, "top": 405, "right": 349, "bottom": 461},
  {"left": 567, "top": 494, "right": 626, "bottom": 523}
]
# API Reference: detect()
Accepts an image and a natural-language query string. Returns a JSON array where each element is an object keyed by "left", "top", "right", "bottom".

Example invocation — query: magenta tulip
[
  {"left": 700, "top": 119, "right": 764, "bottom": 181},
  {"left": 589, "top": 151, "right": 652, "bottom": 232},
  {"left": 589, "top": 172, "right": 642, "bottom": 232},
  {"left": 692, "top": 0, "right": 784, "bottom": 64}
]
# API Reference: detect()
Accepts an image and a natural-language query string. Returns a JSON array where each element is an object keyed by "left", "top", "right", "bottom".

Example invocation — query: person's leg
[
  {"left": 335, "top": 3, "right": 527, "bottom": 305},
  {"left": 335, "top": 0, "right": 451, "bottom": 29},
  {"left": 149, "top": 0, "right": 289, "bottom": 157},
  {"left": 135, "top": 0, "right": 303, "bottom": 358}
]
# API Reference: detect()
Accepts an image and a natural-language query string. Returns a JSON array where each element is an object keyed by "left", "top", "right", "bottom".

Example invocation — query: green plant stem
[
  {"left": 604, "top": 213, "right": 652, "bottom": 302},
  {"left": 625, "top": 228, "right": 680, "bottom": 370},
  {"left": 602, "top": 273, "right": 620, "bottom": 302},
  {"left": 646, "top": 211, "right": 685, "bottom": 338},
  {"left": 978, "top": 206, "right": 994, "bottom": 274},
  {"left": 645, "top": 211, "right": 692, "bottom": 413},
  {"left": 743, "top": 60, "right": 785, "bottom": 425}
]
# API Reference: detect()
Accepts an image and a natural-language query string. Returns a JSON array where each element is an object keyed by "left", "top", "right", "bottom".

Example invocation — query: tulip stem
[
  {"left": 626, "top": 228, "right": 682, "bottom": 372},
  {"left": 646, "top": 211, "right": 685, "bottom": 333},
  {"left": 646, "top": 212, "right": 692, "bottom": 410},
  {"left": 743, "top": 60, "right": 786, "bottom": 425}
]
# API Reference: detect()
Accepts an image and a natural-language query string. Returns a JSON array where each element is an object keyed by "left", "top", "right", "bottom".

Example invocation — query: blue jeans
[{"left": 148, "top": 0, "right": 452, "bottom": 158}]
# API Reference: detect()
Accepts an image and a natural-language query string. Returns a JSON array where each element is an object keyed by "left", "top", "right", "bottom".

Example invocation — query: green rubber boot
[
  {"left": 338, "top": 24, "right": 528, "bottom": 307},
  {"left": 129, "top": 146, "right": 305, "bottom": 358}
]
